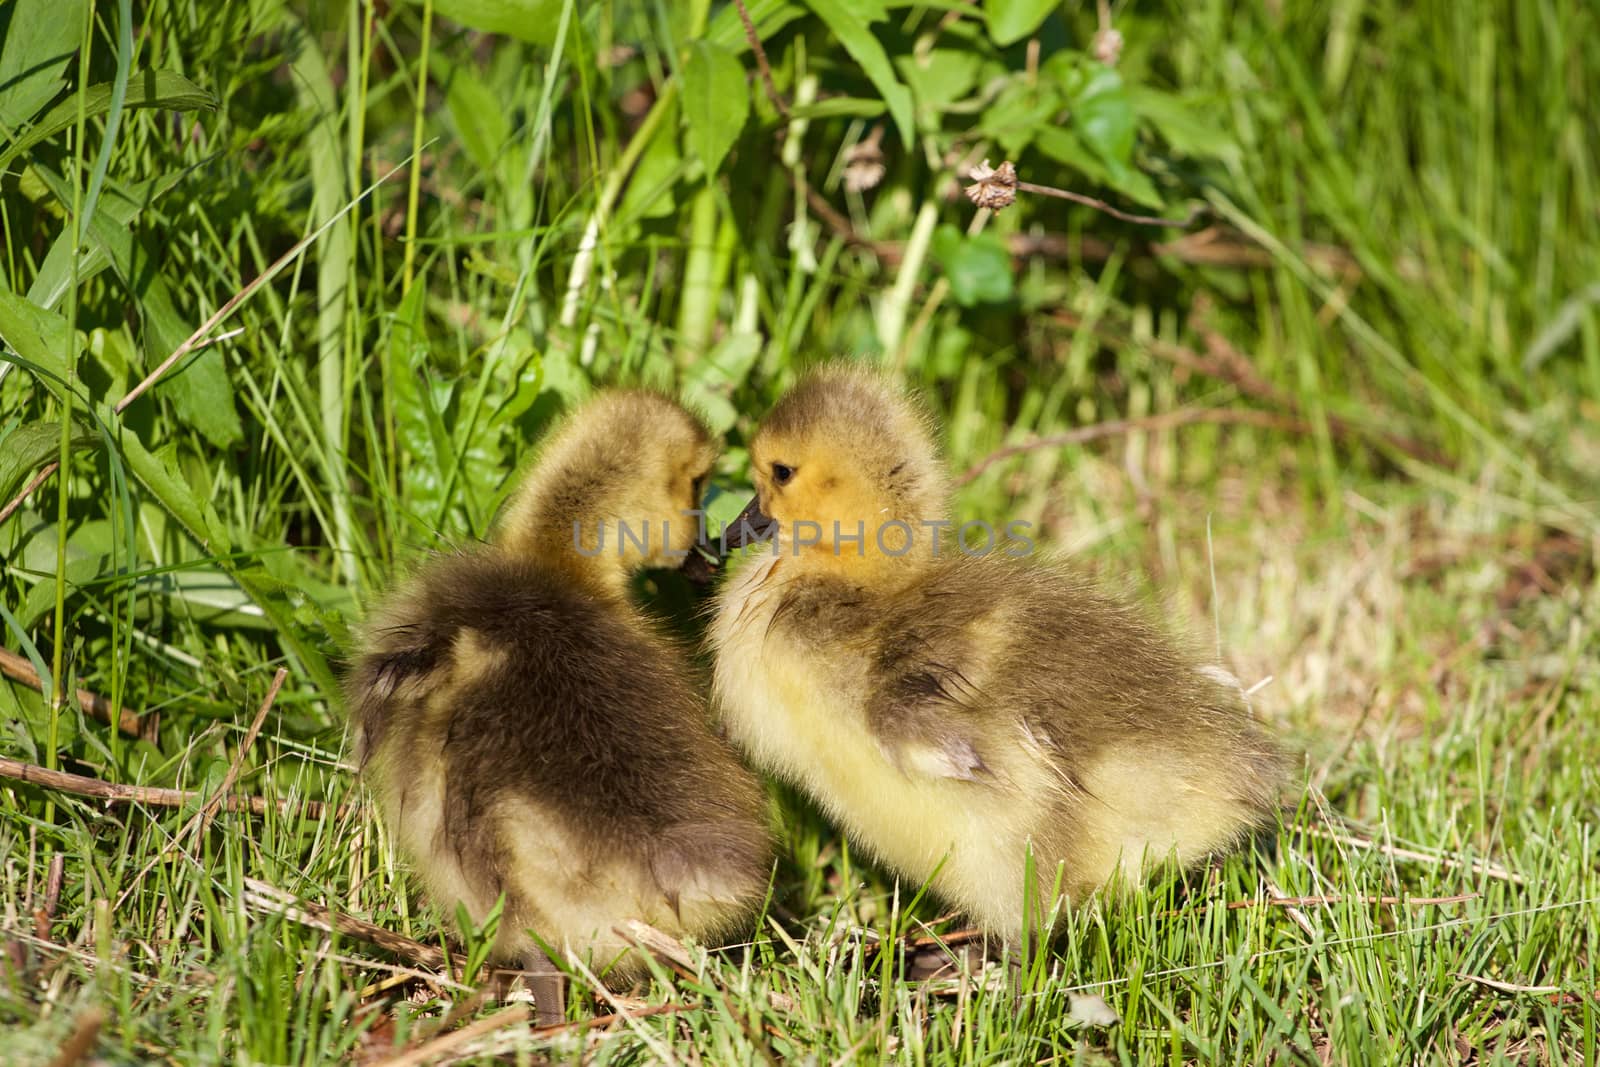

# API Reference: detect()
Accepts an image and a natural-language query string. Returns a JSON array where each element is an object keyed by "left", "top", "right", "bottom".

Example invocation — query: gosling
[
  {"left": 709, "top": 366, "right": 1288, "bottom": 941},
  {"left": 347, "top": 391, "right": 772, "bottom": 1018}
]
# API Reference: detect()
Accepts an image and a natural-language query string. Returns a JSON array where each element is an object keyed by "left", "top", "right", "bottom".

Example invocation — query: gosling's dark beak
[
  {"left": 680, "top": 495, "right": 775, "bottom": 586},
  {"left": 722, "top": 495, "right": 776, "bottom": 550},
  {"left": 681, "top": 504, "right": 723, "bottom": 587}
]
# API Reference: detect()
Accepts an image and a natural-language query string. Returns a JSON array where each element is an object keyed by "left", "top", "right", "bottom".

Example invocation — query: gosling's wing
[
  {"left": 345, "top": 580, "right": 457, "bottom": 770},
  {"left": 863, "top": 585, "right": 999, "bottom": 782}
]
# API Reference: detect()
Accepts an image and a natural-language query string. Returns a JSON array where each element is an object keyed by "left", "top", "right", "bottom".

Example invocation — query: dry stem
[
  {"left": 0, "top": 756, "right": 345, "bottom": 820},
  {"left": 0, "top": 647, "right": 144, "bottom": 737}
]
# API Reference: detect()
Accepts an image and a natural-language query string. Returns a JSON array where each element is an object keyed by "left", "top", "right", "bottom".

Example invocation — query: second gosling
[
  {"left": 347, "top": 392, "right": 772, "bottom": 1013},
  {"left": 710, "top": 367, "right": 1289, "bottom": 941}
]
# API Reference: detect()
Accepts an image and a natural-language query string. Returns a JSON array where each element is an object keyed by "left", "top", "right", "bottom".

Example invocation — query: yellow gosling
[{"left": 710, "top": 366, "right": 1289, "bottom": 940}]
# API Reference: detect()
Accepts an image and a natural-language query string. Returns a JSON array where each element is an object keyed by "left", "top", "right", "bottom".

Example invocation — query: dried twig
[
  {"left": 615, "top": 920, "right": 697, "bottom": 982},
  {"left": 801, "top": 179, "right": 1357, "bottom": 277},
  {"left": 733, "top": 0, "right": 787, "bottom": 118},
  {"left": 1153, "top": 226, "right": 1360, "bottom": 277},
  {"left": 1190, "top": 295, "right": 1447, "bottom": 465},
  {"left": 964, "top": 159, "right": 1201, "bottom": 228},
  {"left": 1304, "top": 826, "right": 1524, "bottom": 886},
  {"left": 44, "top": 1007, "right": 104, "bottom": 1067},
  {"left": 1262, "top": 874, "right": 1318, "bottom": 939},
  {"left": 1018, "top": 179, "right": 1202, "bottom": 227},
  {"left": 0, "top": 463, "right": 57, "bottom": 525},
  {"left": 787, "top": 170, "right": 899, "bottom": 260},
  {"left": 370, "top": 1003, "right": 532, "bottom": 1067},
  {"left": 955, "top": 408, "right": 1308, "bottom": 487},
  {"left": 1226, "top": 893, "right": 1479, "bottom": 910},
  {"left": 33, "top": 853, "right": 65, "bottom": 943},
  {"left": 190, "top": 667, "right": 287, "bottom": 840},
  {"left": 0, "top": 647, "right": 144, "bottom": 737},
  {"left": 531, "top": 1002, "right": 701, "bottom": 1037},
  {"left": 0, "top": 756, "right": 345, "bottom": 819},
  {"left": 240, "top": 877, "right": 448, "bottom": 973},
  {"left": 1455, "top": 972, "right": 1563, "bottom": 996},
  {"left": 905, "top": 927, "right": 986, "bottom": 950}
]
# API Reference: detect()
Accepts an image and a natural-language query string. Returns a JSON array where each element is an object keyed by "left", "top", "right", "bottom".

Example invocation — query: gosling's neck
[
  {"left": 770, "top": 527, "right": 941, "bottom": 594},
  {"left": 497, "top": 480, "right": 635, "bottom": 599}
]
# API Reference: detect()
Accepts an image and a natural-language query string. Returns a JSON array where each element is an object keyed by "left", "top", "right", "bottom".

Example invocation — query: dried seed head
[
  {"left": 843, "top": 127, "right": 887, "bottom": 193},
  {"left": 1092, "top": 28, "right": 1124, "bottom": 66},
  {"left": 964, "top": 159, "right": 1018, "bottom": 211}
]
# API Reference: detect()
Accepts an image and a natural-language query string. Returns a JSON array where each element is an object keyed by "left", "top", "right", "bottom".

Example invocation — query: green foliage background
[{"left": 1, "top": 0, "right": 1596, "bottom": 1061}]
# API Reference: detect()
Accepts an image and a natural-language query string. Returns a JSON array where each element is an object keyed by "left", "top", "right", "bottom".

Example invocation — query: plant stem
[
  {"left": 559, "top": 81, "right": 680, "bottom": 330},
  {"left": 49, "top": 6, "right": 98, "bottom": 819},
  {"left": 877, "top": 197, "right": 939, "bottom": 361},
  {"left": 401, "top": 0, "right": 433, "bottom": 297}
]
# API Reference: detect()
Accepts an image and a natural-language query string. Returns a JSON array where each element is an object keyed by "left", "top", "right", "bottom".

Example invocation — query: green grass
[{"left": 2, "top": 0, "right": 1597, "bottom": 1062}]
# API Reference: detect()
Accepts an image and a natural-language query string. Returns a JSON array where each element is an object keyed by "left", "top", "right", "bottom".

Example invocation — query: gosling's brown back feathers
[
  {"left": 349, "top": 554, "right": 769, "bottom": 901},
  {"left": 347, "top": 391, "right": 770, "bottom": 977}
]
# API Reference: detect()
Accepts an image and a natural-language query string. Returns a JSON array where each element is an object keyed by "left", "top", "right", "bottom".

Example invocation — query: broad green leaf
[
  {"left": 803, "top": 0, "right": 915, "bottom": 145},
  {"left": 86, "top": 328, "right": 137, "bottom": 401},
  {"left": 288, "top": 15, "right": 351, "bottom": 485},
  {"left": 618, "top": 100, "right": 682, "bottom": 221},
  {"left": 703, "top": 476, "right": 751, "bottom": 532},
  {"left": 0, "top": 420, "right": 95, "bottom": 504},
  {"left": 1127, "top": 86, "right": 1241, "bottom": 164},
  {"left": 1035, "top": 125, "right": 1109, "bottom": 183},
  {"left": 0, "top": 287, "right": 76, "bottom": 395},
  {"left": 409, "top": 0, "right": 564, "bottom": 47},
  {"left": 27, "top": 169, "right": 190, "bottom": 311},
  {"left": 138, "top": 566, "right": 274, "bottom": 631},
  {"left": 20, "top": 557, "right": 103, "bottom": 629},
  {"left": 116, "top": 421, "right": 337, "bottom": 695},
  {"left": 0, "top": 0, "right": 86, "bottom": 130},
  {"left": 706, "top": 0, "right": 805, "bottom": 54},
  {"left": 980, "top": 78, "right": 1062, "bottom": 158},
  {"left": 387, "top": 286, "right": 459, "bottom": 524},
  {"left": 681, "top": 40, "right": 749, "bottom": 177},
  {"left": 683, "top": 333, "right": 763, "bottom": 433},
  {"left": 789, "top": 97, "right": 888, "bottom": 120},
  {"left": 444, "top": 61, "right": 511, "bottom": 173},
  {"left": 983, "top": 0, "right": 1057, "bottom": 47},
  {"left": 0, "top": 70, "right": 214, "bottom": 174},
  {"left": 27, "top": 162, "right": 243, "bottom": 447},
  {"left": 895, "top": 48, "right": 983, "bottom": 113},
  {"left": 160, "top": 349, "right": 245, "bottom": 450},
  {"left": 15, "top": 519, "right": 115, "bottom": 627},
  {"left": 1035, "top": 125, "right": 1163, "bottom": 208},
  {"left": 0, "top": 670, "right": 47, "bottom": 747},
  {"left": 931, "top": 225, "right": 1013, "bottom": 307},
  {"left": 1073, "top": 66, "right": 1136, "bottom": 167},
  {"left": 1100, "top": 157, "right": 1164, "bottom": 209},
  {"left": 117, "top": 431, "right": 221, "bottom": 556}
]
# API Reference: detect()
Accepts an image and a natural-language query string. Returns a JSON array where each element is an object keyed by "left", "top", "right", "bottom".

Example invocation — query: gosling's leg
[{"left": 524, "top": 950, "right": 566, "bottom": 1027}]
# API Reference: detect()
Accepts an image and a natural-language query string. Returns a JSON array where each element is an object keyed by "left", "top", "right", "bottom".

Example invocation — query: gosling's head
[
  {"left": 737, "top": 366, "right": 949, "bottom": 580},
  {"left": 498, "top": 391, "right": 716, "bottom": 594}
]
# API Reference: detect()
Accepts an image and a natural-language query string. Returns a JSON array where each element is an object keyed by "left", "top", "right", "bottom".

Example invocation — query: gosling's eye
[{"left": 771, "top": 463, "right": 795, "bottom": 487}]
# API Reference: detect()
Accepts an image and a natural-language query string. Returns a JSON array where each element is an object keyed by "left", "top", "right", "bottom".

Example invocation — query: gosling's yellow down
[
  {"left": 347, "top": 391, "right": 772, "bottom": 1011},
  {"left": 709, "top": 366, "right": 1288, "bottom": 939}
]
